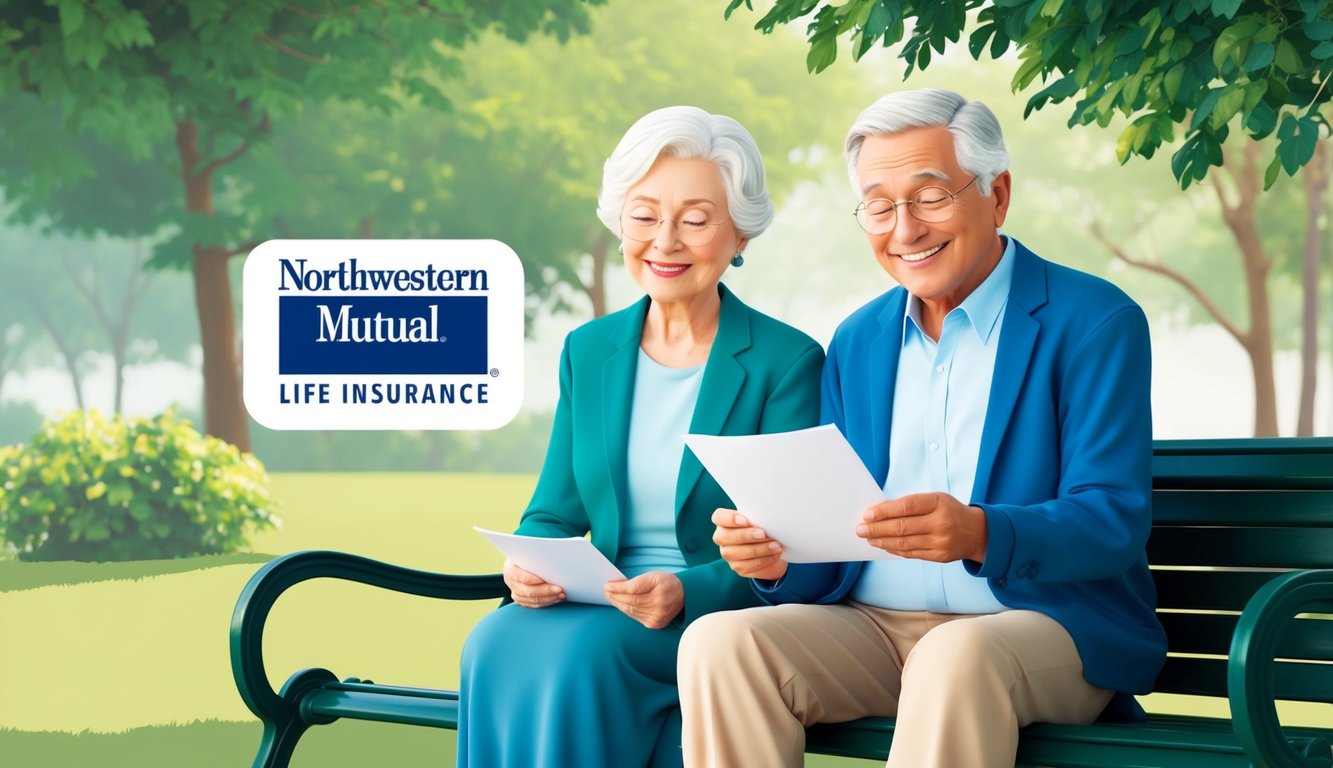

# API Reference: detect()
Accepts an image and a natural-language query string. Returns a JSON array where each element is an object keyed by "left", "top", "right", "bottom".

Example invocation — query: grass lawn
[
  {"left": 2, "top": 472, "right": 1326, "bottom": 766},
  {"left": 0, "top": 472, "right": 885, "bottom": 767}
]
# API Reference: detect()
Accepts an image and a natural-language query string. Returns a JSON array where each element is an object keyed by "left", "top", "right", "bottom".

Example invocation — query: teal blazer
[{"left": 515, "top": 284, "right": 824, "bottom": 625}]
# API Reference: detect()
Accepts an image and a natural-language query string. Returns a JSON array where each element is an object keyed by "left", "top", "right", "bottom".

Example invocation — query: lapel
[
  {"left": 972, "top": 242, "right": 1048, "bottom": 502},
  {"left": 601, "top": 295, "right": 650, "bottom": 548},
  {"left": 676, "top": 284, "right": 750, "bottom": 512},
  {"left": 869, "top": 291, "right": 908, "bottom": 485}
]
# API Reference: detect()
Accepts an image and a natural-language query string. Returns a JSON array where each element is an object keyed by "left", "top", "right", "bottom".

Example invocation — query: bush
[{"left": 0, "top": 409, "right": 277, "bottom": 562}]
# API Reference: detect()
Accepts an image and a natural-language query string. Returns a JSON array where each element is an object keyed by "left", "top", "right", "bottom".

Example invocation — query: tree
[
  {"left": 721, "top": 0, "right": 1333, "bottom": 189},
  {"left": 233, "top": 0, "right": 872, "bottom": 321},
  {"left": 0, "top": 0, "right": 599, "bottom": 451}
]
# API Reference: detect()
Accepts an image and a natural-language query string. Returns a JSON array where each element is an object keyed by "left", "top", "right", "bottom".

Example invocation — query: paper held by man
[
  {"left": 683, "top": 424, "right": 896, "bottom": 563},
  {"left": 475, "top": 527, "right": 625, "bottom": 606}
]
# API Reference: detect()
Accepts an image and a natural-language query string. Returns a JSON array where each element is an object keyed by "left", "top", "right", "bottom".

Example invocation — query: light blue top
[
  {"left": 618, "top": 349, "right": 702, "bottom": 577},
  {"left": 851, "top": 236, "right": 1015, "bottom": 613}
]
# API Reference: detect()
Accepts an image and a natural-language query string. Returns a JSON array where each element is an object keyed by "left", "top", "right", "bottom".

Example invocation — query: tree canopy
[{"left": 723, "top": 0, "right": 1333, "bottom": 189}]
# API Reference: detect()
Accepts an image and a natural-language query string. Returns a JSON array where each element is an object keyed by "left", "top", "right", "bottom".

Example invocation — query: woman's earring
[
  {"left": 731, "top": 252, "right": 744, "bottom": 268},
  {"left": 617, "top": 242, "right": 625, "bottom": 255}
]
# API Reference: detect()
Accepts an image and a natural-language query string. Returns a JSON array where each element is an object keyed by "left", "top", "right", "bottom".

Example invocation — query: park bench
[{"left": 231, "top": 438, "right": 1333, "bottom": 767}]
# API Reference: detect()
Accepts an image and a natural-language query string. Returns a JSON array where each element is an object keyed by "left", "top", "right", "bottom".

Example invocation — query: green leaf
[
  {"left": 1276, "top": 39, "right": 1304, "bottom": 72},
  {"left": 1312, "top": 41, "right": 1333, "bottom": 60},
  {"left": 58, "top": 1, "right": 86, "bottom": 36},
  {"left": 1245, "top": 99, "right": 1278, "bottom": 137},
  {"left": 1242, "top": 42, "right": 1274, "bottom": 72},
  {"left": 1212, "top": 0, "right": 1242, "bottom": 19},
  {"left": 1304, "top": 14, "right": 1333, "bottom": 41},
  {"left": 1164, "top": 64, "right": 1185, "bottom": 101},
  {"left": 1277, "top": 113, "right": 1320, "bottom": 174},
  {"left": 1191, "top": 88, "right": 1224, "bottom": 131},
  {"left": 806, "top": 33, "right": 838, "bottom": 73},
  {"left": 1213, "top": 19, "right": 1261, "bottom": 72},
  {"left": 1263, "top": 153, "right": 1282, "bottom": 190},
  {"left": 1211, "top": 85, "right": 1245, "bottom": 129},
  {"left": 968, "top": 22, "right": 995, "bottom": 59}
]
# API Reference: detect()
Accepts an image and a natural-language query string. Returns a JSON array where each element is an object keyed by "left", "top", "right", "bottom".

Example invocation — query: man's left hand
[
  {"left": 604, "top": 571, "right": 685, "bottom": 629},
  {"left": 856, "top": 492, "right": 988, "bottom": 563}
]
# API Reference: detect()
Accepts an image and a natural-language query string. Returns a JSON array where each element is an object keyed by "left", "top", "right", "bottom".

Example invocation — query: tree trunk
[
  {"left": 1216, "top": 144, "right": 1279, "bottom": 437},
  {"left": 177, "top": 120, "right": 251, "bottom": 450},
  {"left": 28, "top": 301, "right": 86, "bottom": 411},
  {"left": 586, "top": 229, "right": 611, "bottom": 318},
  {"left": 1298, "top": 142, "right": 1327, "bottom": 436}
]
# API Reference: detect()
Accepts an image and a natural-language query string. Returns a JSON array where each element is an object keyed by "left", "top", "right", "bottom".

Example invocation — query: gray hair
[
  {"left": 845, "top": 88, "right": 1009, "bottom": 197},
  {"left": 597, "top": 106, "right": 774, "bottom": 240}
]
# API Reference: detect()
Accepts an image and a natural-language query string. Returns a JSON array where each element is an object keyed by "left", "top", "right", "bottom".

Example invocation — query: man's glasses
[{"left": 853, "top": 176, "right": 979, "bottom": 234}]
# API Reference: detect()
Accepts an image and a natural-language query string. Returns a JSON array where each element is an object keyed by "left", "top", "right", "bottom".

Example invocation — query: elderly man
[{"left": 676, "top": 88, "right": 1167, "bottom": 768}]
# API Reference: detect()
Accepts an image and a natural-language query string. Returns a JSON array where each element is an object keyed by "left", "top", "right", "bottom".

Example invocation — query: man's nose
[{"left": 890, "top": 206, "right": 928, "bottom": 244}]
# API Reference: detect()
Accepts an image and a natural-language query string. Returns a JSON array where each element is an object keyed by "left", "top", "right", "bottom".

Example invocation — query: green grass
[
  {"left": 0, "top": 552, "right": 275, "bottom": 592},
  {"left": 1, "top": 471, "right": 1325, "bottom": 767}
]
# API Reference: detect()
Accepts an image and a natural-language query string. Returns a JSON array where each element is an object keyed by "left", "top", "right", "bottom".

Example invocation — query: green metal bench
[{"left": 231, "top": 438, "right": 1333, "bottom": 767}]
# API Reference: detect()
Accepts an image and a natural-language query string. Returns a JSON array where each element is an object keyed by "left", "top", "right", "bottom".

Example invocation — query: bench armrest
[
  {"left": 1229, "top": 568, "right": 1333, "bottom": 768},
  {"left": 229, "top": 550, "right": 507, "bottom": 725}
]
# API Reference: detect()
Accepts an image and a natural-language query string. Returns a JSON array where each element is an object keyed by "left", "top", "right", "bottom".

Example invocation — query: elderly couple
[{"left": 456, "top": 87, "right": 1166, "bottom": 768}]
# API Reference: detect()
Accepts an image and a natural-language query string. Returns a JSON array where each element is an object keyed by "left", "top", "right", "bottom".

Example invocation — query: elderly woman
[{"left": 456, "top": 106, "right": 824, "bottom": 767}]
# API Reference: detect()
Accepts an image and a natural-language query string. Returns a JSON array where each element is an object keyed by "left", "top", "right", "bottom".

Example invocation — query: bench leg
[{"left": 250, "top": 668, "right": 340, "bottom": 768}]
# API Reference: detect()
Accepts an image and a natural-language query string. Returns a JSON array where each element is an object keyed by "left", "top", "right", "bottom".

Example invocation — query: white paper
[
  {"left": 683, "top": 424, "right": 893, "bottom": 563},
  {"left": 474, "top": 527, "right": 626, "bottom": 605}
]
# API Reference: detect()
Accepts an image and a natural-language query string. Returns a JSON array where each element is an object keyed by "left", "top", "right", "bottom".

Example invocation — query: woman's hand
[
  {"left": 503, "top": 559, "right": 566, "bottom": 609},
  {"left": 712, "top": 508, "right": 789, "bottom": 581},
  {"left": 604, "top": 572, "right": 684, "bottom": 629}
]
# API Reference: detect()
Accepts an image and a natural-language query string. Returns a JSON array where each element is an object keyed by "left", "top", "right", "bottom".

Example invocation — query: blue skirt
[{"left": 458, "top": 602, "right": 684, "bottom": 768}]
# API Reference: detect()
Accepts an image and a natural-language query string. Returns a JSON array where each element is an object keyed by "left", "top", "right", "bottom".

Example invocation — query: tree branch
[
  {"left": 1088, "top": 219, "right": 1248, "bottom": 345},
  {"left": 257, "top": 33, "right": 329, "bottom": 63},
  {"left": 199, "top": 113, "right": 270, "bottom": 177}
]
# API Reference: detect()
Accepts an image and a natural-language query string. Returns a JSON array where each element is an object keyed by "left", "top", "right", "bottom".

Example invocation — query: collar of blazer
[{"left": 602, "top": 283, "right": 753, "bottom": 535}]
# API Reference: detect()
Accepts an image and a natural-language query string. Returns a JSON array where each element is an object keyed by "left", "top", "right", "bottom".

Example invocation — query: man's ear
[{"left": 990, "top": 171, "right": 1013, "bottom": 228}]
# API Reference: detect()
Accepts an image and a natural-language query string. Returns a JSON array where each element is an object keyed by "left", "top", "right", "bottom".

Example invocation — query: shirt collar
[{"left": 902, "top": 234, "right": 1015, "bottom": 346}]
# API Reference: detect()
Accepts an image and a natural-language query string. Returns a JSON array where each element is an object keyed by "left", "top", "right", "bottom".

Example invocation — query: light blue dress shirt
[
  {"left": 618, "top": 349, "right": 700, "bottom": 577},
  {"left": 850, "top": 237, "right": 1016, "bottom": 613}
]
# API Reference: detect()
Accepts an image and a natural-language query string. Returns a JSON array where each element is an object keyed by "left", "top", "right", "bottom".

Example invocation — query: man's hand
[
  {"left": 604, "top": 572, "right": 684, "bottom": 629},
  {"left": 503, "top": 559, "right": 566, "bottom": 608},
  {"left": 856, "top": 492, "right": 988, "bottom": 563},
  {"left": 711, "top": 508, "right": 789, "bottom": 581}
]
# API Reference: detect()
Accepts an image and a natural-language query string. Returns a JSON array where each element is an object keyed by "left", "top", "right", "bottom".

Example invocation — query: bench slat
[
  {"left": 1158, "top": 612, "right": 1333, "bottom": 660},
  {"left": 1154, "top": 656, "right": 1333, "bottom": 703},
  {"left": 1151, "top": 490, "right": 1333, "bottom": 526},
  {"left": 303, "top": 688, "right": 459, "bottom": 729},
  {"left": 1147, "top": 527, "right": 1333, "bottom": 568},
  {"left": 1151, "top": 569, "right": 1285, "bottom": 611}
]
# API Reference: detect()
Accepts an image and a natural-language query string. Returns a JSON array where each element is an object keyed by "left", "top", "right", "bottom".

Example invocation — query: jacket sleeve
[
  {"left": 513, "top": 335, "right": 590, "bottom": 540},
  {"left": 970, "top": 305, "right": 1153, "bottom": 583},
  {"left": 678, "top": 341, "right": 825, "bottom": 624}
]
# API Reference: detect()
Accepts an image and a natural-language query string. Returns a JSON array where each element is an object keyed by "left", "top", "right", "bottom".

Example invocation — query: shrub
[{"left": 0, "top": 409, "right": 278, "bottom": 562}]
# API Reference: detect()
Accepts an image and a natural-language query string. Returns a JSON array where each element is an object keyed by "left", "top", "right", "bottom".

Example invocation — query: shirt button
[
  {"left": 935, "top": 364, "right": 945, "bottom": 373},
  {"left": 682, "top": 537, "right": 699, "bottom": 554},
  {"left": 930, "top": 442, "right": 939, "bottom": 451}
]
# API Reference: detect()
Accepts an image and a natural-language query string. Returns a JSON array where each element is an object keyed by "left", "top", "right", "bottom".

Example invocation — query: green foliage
[
  {"left": 0, "top": 409, "right": 276, "bottom": 561},
  {"left": 722, "top": 0, "right": 1333, "bottom": 189}
]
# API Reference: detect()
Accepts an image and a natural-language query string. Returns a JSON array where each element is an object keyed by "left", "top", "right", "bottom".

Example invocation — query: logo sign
[{"left": 243, "top": 240, "right": 523, "bottom": 430}]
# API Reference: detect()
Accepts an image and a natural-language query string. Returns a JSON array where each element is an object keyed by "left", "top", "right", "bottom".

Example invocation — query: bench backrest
[{"left": 1148, "top": 438, "right": 1333, "bottom": 705}]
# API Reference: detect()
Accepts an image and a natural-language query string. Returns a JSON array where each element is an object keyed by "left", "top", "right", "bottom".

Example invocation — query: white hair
[
  {"left": 596, "top": 106, "right": 774, "bottom": 240},
  {"left": 845, "top": 88, "right": 1010, "bottom": 197}
]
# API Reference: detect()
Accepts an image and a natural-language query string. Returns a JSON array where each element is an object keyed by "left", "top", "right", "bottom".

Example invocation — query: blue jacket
[
  {"left": 758, "top": 240, "right": 1167, "bottom": 704},
  {"left": 517, "top": 284, "right": 824, "bottom": 625}
]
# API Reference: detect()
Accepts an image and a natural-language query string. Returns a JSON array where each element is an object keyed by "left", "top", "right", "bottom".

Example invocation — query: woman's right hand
[
  {"left": 503, "top": 559, "right": 566, "bottom": 608},
  {"left": 711, "top": 508, "right": 789, "bottom": 581}
]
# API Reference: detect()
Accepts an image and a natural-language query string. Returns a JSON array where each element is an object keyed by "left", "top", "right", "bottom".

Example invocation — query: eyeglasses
[
  {"left": 853, "top": 176, "right": 979, "bottom": 234},
  {"left": 620, "top": 209, "right": 730, "bottom": 247}
]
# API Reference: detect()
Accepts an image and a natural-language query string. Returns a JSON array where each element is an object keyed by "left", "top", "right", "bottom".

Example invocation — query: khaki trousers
[{"left": 677, "top": 603, "right": 1112, "bottom": 768}]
